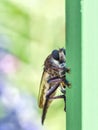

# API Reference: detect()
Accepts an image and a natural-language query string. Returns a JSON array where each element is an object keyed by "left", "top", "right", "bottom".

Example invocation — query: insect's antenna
[
  {"left": 61, "top": 46, "right": 65, "bottom": 50},
  {"left": 58, "top": 46, "right": 65, "bottom": 51}
]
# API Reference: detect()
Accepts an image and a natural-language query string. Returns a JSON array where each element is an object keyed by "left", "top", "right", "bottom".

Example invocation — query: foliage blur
[{"left": 0, "top": 0, "right": 65, "bottom": 130}]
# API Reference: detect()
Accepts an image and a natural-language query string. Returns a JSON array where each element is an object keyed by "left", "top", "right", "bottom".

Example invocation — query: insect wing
[{"left": 38, "top": 71, "right": 49, "bottom": 108}]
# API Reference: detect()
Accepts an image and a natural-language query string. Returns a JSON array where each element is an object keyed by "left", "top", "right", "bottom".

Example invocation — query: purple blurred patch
[
  {"left": 0, "top": 48, "right": 20, "bottom": 74},
  {"left": 0, "top": 76, "right": 43, "bottom": 130}
]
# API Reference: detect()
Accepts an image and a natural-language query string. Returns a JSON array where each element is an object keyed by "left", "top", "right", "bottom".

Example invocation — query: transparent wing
[{"left": 38, "top": 71, "right": 49, "bottom": 108}]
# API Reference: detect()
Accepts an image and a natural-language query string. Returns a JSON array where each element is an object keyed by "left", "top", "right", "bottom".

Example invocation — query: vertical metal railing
[{"left": 66, "top": 0, "right": 82, "bottom": 130}]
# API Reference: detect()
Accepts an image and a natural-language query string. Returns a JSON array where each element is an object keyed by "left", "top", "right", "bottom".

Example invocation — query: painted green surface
[
  {"left": 66, "top": 0, "right": 82, "bottom": 130},
  {"left": 82, "top": 0, "right": 98, "bottom": 130}
]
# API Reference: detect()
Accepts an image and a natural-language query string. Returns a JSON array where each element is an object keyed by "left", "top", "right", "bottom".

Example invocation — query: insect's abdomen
[{"left": 42, "top": 89, "right": 56, "bottom": 125}]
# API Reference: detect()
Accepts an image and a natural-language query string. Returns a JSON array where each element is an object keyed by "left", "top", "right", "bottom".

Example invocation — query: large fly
[{"left": 38, "top": 48, "right": 70, "bottom": 125}]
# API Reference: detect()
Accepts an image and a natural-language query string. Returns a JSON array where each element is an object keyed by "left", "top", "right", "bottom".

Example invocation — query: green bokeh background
[
  {"left": 0, "top": 0, "right": 66, "bottom": 130},
  {"left": 82, "top": 0, "right": 98, "bottom": 130}
]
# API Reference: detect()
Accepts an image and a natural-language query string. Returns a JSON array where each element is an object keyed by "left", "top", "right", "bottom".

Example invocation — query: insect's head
[{"left": 51, "top": 48, "right": 66, "bottom": 67}]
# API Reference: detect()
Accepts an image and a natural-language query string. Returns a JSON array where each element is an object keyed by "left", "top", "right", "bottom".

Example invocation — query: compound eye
[{"left": 52, "top": 50, "right": 59, "bottom": 60}]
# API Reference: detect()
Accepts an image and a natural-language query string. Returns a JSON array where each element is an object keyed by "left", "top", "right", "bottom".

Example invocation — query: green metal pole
[{"left": 66, "top": 0, "right": 82, "bottom": 130}]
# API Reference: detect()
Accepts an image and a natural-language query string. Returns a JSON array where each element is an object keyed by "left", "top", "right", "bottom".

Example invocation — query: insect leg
[
  {"left": 65, "top": 67, "right": 70, "bottom": 73},
  {"left": 46, "top": 83, "right": 60, "bottom": 98},
  {"left": 46, "top": 76, "right": 65, "bottom": 99},
  {"left": 47, "top": 78, "right": 66, "bottom": 112},
  {"left": 64, "top": 79, "right": 71, "bottom": 87},
  {"left": 46, "top": 81, "right": 66, "bottom": 111},
  {"left": 48, "top": 77, "right": 71, "bottom": 87},
  {"left": 49, "top": 95, "right": 66, "bottom": 111},
  {"left": 47, "top": 77, "right": 62, "bottom": 84},
  {"left": 42, "top": 78, "right": 63, "bottom": 125},
  {"left": 49, "top": 95, "right": 65, "bottom": 99},
  {"left": 61, "top": 77, "right": 71, "bottom": 87},
  {"left": 47, "top": 77, "right": 66, "bottom": 110},
  {"left": 42, "top": 83, "right": 60, "bottom": 125}
]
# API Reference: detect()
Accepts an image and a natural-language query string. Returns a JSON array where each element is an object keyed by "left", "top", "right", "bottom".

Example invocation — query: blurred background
[{"left": 0, "top": 0, "right": 65, "bottom": 130}]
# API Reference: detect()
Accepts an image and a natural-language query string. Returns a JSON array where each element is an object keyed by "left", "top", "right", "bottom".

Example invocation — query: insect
[{"left": 38, "top": 48, "right": 70, "bottom": 125}]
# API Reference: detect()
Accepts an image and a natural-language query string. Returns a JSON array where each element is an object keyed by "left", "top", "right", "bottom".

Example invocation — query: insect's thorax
[
  {"left": 44, "top": 55, "right": 66, "bottom": 86},
  {"left": 44, "top": 65, "right": 65, "bottom": 81}
]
